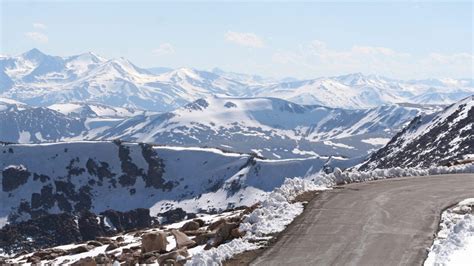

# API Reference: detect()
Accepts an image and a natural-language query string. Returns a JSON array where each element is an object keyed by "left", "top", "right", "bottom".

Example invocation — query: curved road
[{"left": 252, "top": 174, "right": 474, "bottom": 266}]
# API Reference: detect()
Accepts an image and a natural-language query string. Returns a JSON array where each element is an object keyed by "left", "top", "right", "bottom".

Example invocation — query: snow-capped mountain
[
  {"left": 0, "top": 98, "right": 87, "bottom": 143},
  {"left": 1, "top": 49, "right": 472, "bottom": 111},
  {"left": 0, "top": 99, "right": 147, "bottom": 143},
  {"left": 250, "top": 73, "right": 473, "bottom": 109},
  {"left": 359, "top": 96, "right": 473, "bottom": 169},
  {"left": 95, "top": 96, "right": 428, "bottom": 161},
  {"left": 0, "top": 141, "right": 325, "bottom": 228}
]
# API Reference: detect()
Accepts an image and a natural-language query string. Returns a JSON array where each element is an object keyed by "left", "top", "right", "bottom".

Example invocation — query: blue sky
[{"left": 1, "top": 1, "right": 472, "bottom": 79}]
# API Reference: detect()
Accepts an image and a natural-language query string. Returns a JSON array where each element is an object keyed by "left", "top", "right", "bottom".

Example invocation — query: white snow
[
  {"left": 361, "top": 137, "right": 390, "bottom": 146},
  {"left": 18, "top": 131, "right": 31, "bottom": 143},
  {"left": 425, "top": 198, "right": 474, "bottom": 266}
]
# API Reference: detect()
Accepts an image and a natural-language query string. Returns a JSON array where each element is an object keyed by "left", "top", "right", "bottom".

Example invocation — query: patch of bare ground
[{"left": 223, "top": 190, "right": 320, "bottom": 265}]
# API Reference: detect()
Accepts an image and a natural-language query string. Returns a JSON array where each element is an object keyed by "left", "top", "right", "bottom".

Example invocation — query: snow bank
[
  {"left": 186, "top": 177, "right": 326, "bottom": 265},
  {"left": 425, "top": 198, "right": 474, "bottom": 266},
  {"left": 187, "top": 238, "right": 258, "bottom": 266},
  {"left": 320, "top": 163, "right": 474, "bottom": 185}
]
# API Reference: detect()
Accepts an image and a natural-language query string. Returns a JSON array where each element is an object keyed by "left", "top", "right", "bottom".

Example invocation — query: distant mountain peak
[{"left": 21, "top": 48, "right": 48, "bottom": 61}]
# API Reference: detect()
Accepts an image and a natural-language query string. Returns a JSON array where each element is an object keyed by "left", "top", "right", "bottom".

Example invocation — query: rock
[
  {"left": 193, "top": 218, "right": 205, "bottom": 227},
  {"left": 94, "top": 254, "right": 111, "bottom": 264},
  {"left": 159, "top": 208, "right": 187, "bottom": 224},
  {"left": 213, "top": 222, "right": 239, "bottom": 246},
  {"left": 32, "top": 248, "right": 68, "bottom": 260},
  {"left": 231, "top": 228, "right": 244, "bottom": 238},
  {"left": 71, "top": 257, "right": 97, "bottom": 266},
  {"left": 68, "top": 245, "right": 93, "bottom": 255},
  {"left": 100, "top": 208, "right": 152, "bottom": 232},
  {"left": 182, "top": 229, "right": 208, "bottom": 236},
  {"left": 78, "top": 211, "right": 106, "bottom": 241},
  {"left": 158, "top": 247, "right": 189, "bottom": 265},
  {"left": 208, "top": 219, "right": 226, "bottom": 231},
  {"left": 105, "top": 242, "right": 119, "bottom": 251},
  {"left": 116, "top": 236, "right": 125, "bottom": 242},
  {"left": 180, "top": 221, "right": 200, "bottom": 232},
  {"left": 170, "top": 229, "right": 196, "bottom": 249},
  {"left": 139, "top": 252, "right": 159, "bottom": 264},
  {"left": 96, "top": 237, "right": 113, "bottom": 244},
  {"left": 193, "top": 232, "right": 215, "bottom": 245},
  {"left": 27, "top": 256, "right": 41, "bottom": 263},
  {"left": 141, "top": 231, "right": 168, "bottom": 253},
  {"left": 87, "top": 240, "right": 103, "bottom": 247}
]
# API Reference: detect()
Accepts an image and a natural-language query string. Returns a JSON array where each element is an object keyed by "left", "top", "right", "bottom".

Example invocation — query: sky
[{"left": 1, "top": 0, "right": 472, "bottom": 80}]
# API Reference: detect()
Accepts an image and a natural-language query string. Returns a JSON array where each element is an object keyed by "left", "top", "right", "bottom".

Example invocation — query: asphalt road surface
[{"left": 252, "top": 174, "right": 474, "bottom": 266}]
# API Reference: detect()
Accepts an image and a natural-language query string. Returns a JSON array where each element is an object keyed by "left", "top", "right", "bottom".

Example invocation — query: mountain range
[{"left": 1, "top": 49, "right": 472, "bottom": 111}]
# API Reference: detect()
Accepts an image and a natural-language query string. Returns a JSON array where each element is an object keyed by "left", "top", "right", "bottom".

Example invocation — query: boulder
[
  {"left": 105, "top": 242, "right": 119, "bottom": 251},
  {"left": 231, "top": 228, "right": 244, "bottom": 238},
  {"left": 32, "top": 248, "right": 68, "bottom": 260},
  {"left": 94, "top": 254, "right": 111, "bottom": 264},
  {"left": 158, "top": 247, "right": 189, "bottom": 265},
  {"left": 87, "top": 240, "right": 103, "bottom": 247},
  {"left": 180, "top": 221, "right": 200, "bottom": 232},
  {"left": 213, "top": 222, "right": 239, "bottom": 246},
  {"left": 194, "top": 232, "right": 215, "bottom": 245},
  {"left": 171, "top": 229, "right": 196, "bottom": 249},
  {"left": 68, "top": 245, "right": 93, "bottom": 255},
  {"left": 193, "top": 219, "right": 206, "bottom": 227},
  {"left": 208, "top": 219, "right": 226, "bottom": 231},
  {"left": 96, "top": 237, "right": 113, "bottom": 245},
  {"left": 71, "top": 257, "right": 97, "bottom": 266},
  {"left": 141, "top": 231, "right": 168, "bottom": 253}
]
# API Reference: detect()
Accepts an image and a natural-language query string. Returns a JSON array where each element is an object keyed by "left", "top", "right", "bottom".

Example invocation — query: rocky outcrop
[
  {"left": 141, "top": 231, "right": 168, "bottom": 253},
  {"left": 2, "top": 165, "right": 30, "bottom": 192},
  {"left": 171, "top": 229, "right": 196, "bottom": 249}
]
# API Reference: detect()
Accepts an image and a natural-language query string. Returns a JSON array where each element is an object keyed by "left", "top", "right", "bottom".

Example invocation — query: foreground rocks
[{"left": 6, "top": 205, "right": 259, "bottom": 265}]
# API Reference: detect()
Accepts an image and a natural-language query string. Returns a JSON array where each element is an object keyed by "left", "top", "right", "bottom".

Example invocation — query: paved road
[{"left": 252, "top": 174, "right": 474, "bottom": 266}]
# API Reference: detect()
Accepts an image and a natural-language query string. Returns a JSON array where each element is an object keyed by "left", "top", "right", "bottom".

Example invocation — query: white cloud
[
  {"left": 33, "top": 23, "right": 47, "bottom": 30},
  {"left": 25, "top": 32, "right": 48, "bottom": 43},
  {"left": 225, "top": 31, "right": 264, "bottom": 48},
  {"left": 152, "top": 43, "right": 175, "bottom": 56},
  {"left": 270, "top": 40, "right": 472, "bottom": 79}
]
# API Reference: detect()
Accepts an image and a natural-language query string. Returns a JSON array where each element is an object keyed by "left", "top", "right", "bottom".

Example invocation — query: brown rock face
[
  {"left": 171, "top": 229, "right": 196, "bottom": 249},
  {"left": 141, "top": 231, "right": 168, "bottom": 253},
  {"left": 180, "top": 221, "right": 200, "bottom": 232}
]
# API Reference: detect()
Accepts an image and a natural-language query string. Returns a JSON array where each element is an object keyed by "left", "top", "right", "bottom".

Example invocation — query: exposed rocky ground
[{"left": 1, "top": 205, "right": 258, "bottom": 265}]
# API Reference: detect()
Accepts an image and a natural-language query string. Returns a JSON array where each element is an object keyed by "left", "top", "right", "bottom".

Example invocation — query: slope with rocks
[
  {"left": 359, "top": 96, "right": 473, "bottom": 169},
  {"left": 0, "top": 140, "right": 325, "bottom": 230}
]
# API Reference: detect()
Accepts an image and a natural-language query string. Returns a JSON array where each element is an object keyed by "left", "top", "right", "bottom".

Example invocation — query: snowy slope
[
  {"left": 0, "top": 141, "right": 325, "bottom": 228},
  {"left": 360, "top": 96, "right": 474, "bottom": 169},
  {"left": 1, "top": 49, "right": 472, "bottom": 111},
  {"left": 95, "top": 96, "right": 426, "bottom": 160}
]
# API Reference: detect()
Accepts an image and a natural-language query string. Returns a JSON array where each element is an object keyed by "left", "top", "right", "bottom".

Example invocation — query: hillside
[
  {"left": 0, "top": 141, "right": 326, "bottom": 228},
  {"left": 359, "top": 96, "right": 473, "bottom": 169}
]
